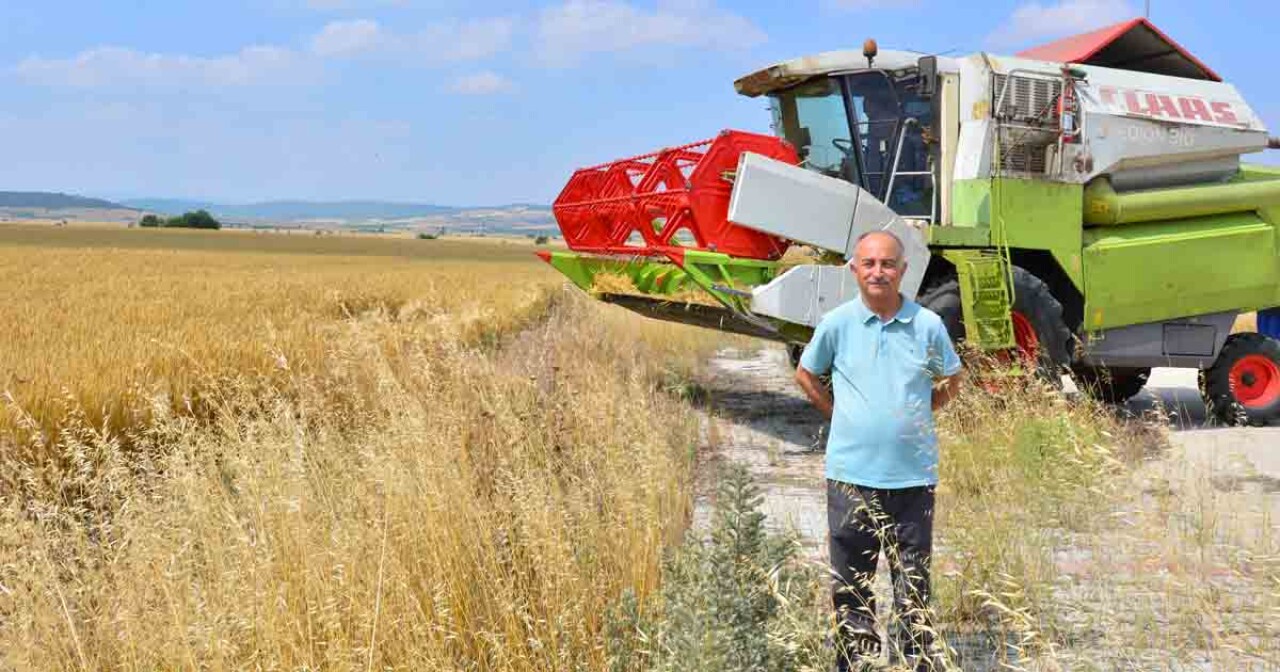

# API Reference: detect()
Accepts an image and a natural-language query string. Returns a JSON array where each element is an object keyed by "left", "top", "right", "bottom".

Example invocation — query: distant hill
[
  {"left": 116, "top": 197, "right": 557, "bottom": 235},
  {"left": 0, "top": 191, "right": 133, "bottom": 210},
  {"left": 0, "top": 192, "right": 557, "bottom": 233},
  {"left": 121, "top": 198, "right": 218, "bottom": 215},
  {"left": 123, "top": 199, "right": 464, "bottom": 220}
]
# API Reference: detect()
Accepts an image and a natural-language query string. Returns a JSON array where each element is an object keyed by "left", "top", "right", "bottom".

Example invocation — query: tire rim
[
  {"left": 1229, "top": 353, "right": 1280, "bottom": 408},
  {"left": 1011, "top": 311, "right": 1040, "bottom": 364}
]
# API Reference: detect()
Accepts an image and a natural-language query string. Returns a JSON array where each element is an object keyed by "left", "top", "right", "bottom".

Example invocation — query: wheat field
[
  {"left": 0, "top": 225, "right": 559, "bottom": 444},
  {"left": 1, "top": 223, "right": 731, "bottom": 670}
]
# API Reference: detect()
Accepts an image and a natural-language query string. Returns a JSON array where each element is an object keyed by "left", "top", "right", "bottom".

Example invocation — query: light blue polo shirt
[{"left": 800, "top": 296, "right": 961, "bottom": 489}]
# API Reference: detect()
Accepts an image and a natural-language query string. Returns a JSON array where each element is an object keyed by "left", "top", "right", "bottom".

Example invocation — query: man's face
[{"left": 852, "top": 233, "right": 905, "bottom": 301}]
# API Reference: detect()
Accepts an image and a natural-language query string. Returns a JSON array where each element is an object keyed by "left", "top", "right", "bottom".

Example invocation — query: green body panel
[
  {"left": 925, "top": 224, "right": 990, "bottom": 247},
  {"left": 947, "top": 178, "right": 1085, "bottom": 290},
  {"left": 1238, "top": 165, "right": 1280, "bottom": 251},
  {"left": 1084, "top": 176, "right": 1280, "bottom": 226},
  {"left": 950, "top": 179, "right": 993, "bottom": 228},
  {"left": 1080, "top": 212, "right": 1279, "bottom": 330}
]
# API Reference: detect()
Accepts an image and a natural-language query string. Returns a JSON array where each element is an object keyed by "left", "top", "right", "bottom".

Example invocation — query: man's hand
[
  {"left": 795, "top": 365, "right": 834, "bottom": 420},
  {"left": 932, "top": 370, "right": 963, "bottom": 412}
]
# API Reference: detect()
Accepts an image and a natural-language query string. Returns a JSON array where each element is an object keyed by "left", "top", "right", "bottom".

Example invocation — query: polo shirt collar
[{"left": 856, "top": 294, "right": 917, "bottom": 325}]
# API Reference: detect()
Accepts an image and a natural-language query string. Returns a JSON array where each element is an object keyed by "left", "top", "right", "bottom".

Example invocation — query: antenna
[{"left": 1145, "top": 0, "right": 1150, "bottom": 17}]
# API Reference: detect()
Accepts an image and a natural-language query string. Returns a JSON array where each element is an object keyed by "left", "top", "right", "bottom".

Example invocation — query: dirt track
[
  {"left": 691, "top": 346, "right": 828, "bottom": 553},
  {"left": 1118, "top": 367, "right": 1280, "bottom": 523}
]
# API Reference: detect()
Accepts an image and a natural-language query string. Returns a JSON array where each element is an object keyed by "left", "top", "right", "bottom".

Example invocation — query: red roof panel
[{"left": 1016, "top": 17, "right": 1220, "bottom": 82}]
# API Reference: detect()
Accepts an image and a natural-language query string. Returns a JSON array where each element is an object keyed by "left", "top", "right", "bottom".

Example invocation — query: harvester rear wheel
[
  {"left": 1070, "top": 365, "right": 1151, "bottom": 404},
  {"left": 917, "top": 266, "right": 1073, "bottom": 382},
  {"left": 1201, "top": 332, "right": 1280, "bottom": 426}
]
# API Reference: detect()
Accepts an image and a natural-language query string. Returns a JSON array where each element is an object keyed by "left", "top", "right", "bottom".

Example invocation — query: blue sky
[{"left": 0, "top": 0, "right": 1275, "bottom": 205}]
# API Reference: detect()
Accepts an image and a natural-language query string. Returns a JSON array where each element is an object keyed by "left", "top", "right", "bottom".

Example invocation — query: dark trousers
[{"left": 827, "top": 479, "right": 936, "bottom": 667}]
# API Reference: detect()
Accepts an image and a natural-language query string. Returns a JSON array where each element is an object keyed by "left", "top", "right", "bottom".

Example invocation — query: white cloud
[
  {"left": 534, "top": 0, "right": 766, "bottom": 66},
  {"left": 309, "top": 16, "right": 514, "bottom": 63},
  {"left": 14, "top": 14, "right": 515, "bottom": 91},
  {"left": 986, "top": 0, "right": 1133, "bottom": 49},
  {"left": 14, "top": 45, "right": 304, "bottom": 88},
  {"left": 430, "top": 17, "right": 517, "bottom": 62},
  {"left": 448, "top": 71, "right": 514, "bottom": 95},
  {"left": 310, "top": 19, "right": 383, "bottom": 56}
]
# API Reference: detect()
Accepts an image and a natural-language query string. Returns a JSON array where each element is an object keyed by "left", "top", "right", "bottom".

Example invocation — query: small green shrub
[{"left": 605, "top": 465, "right": 830, "bottom": 672}]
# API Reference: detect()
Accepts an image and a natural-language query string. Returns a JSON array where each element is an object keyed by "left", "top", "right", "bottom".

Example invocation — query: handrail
[{"left": 882, "top": 117, "right": 937, "bottom": 224}]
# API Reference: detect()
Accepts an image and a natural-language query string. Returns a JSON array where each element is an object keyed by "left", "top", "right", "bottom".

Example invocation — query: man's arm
[
  {"left": 795, "top": 366, "right": 834, "bottom": 420},
  {"left": 929, "top": 318, "right": 964, "bottom": 413},
  {"left": 932, "top": 370, "right": 962, "bottom": 412}
]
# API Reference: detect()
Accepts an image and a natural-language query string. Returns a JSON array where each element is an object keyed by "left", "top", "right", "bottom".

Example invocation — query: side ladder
[{"left": 943, "top": 249, "right": 1016, "bottom": 351}]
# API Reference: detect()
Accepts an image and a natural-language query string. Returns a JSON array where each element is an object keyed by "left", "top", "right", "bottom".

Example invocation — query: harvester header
[{"left": 551, "top": 130, "right": 798, "bottom": 261}]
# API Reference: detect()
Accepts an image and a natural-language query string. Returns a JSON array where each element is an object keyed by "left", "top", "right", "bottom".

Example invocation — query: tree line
[{"left": 138, "top": 210, "right": 222, "bottom": 230}]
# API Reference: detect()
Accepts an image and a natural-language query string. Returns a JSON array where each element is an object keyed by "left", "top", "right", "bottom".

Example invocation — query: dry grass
[
  {"left": 2, "top": 296, "right": 724, "bottom": 669},
  {"left": 926, "top": 371, "right": 1280, "bottom": 669},
  {"left": 0, "top": 222, "right": 733, "bottom": 669}
]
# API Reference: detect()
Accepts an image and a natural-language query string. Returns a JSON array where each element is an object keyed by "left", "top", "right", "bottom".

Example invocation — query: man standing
[{"left": 794, "top": 231, "right": 962, "bottom": 671}]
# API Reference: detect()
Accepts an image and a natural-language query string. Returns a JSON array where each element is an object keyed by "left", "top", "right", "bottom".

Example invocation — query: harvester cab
[
  {"left": 746, "top": 44, "right": 937, "bottom": 219},
  {"left": 538, "top": 17, "right": 1280, "bottom": 426}
]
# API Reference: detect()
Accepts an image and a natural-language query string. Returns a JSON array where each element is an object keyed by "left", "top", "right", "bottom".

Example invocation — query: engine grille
[
  {"left": 992, "top": 74, "right": 1062, "bottom": 126},
  {"left": 991, "top": 72, "right": 1062, "bottom": 176}
]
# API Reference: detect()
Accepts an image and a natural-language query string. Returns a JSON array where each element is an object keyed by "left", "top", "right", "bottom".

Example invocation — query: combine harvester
[{"left": 537, "top": 18, "right": 1280, "bottom": 426}]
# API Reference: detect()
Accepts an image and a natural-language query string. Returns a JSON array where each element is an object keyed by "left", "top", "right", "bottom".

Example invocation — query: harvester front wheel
[
  {"left": 917, "top": 266, "right": 1073, "bottom": 381},
  {"left": 787, "top": 343, "right": 804, "bottom": 369},
  {"left": 787, "top": 342, "right": 832, "bottom": 394},
  {"left": 1070, "top": 365, "right": 1151, "bottom": 404},
  {"left": 1201, "top": 332, "right": 1280, "bottom": 426}
]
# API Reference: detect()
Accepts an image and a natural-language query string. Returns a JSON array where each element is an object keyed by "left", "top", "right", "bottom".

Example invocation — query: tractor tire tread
[
  {"left": 1201, "top": 332, "right": 1280, "bottom": 427},
  {"left": 1071, "top": 365, "right": 1151, "bottom": 404}
]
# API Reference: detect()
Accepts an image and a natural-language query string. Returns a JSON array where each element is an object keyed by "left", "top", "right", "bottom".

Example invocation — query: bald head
[{"left": 853, "top": 230, "right": 904, "bottom": 263}]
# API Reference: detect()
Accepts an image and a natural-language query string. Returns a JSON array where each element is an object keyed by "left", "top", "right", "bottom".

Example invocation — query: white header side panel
[{"left": 728, "top": 152, "right": 931, "bottom": 325}]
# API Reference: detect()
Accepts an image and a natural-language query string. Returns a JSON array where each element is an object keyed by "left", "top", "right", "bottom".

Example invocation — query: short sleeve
[
  {"left": 799, "top": 315, "right": 838, "bottom": 375},
  {"left": 928, "top": 321, "right": 962, "bottom": 377}
]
